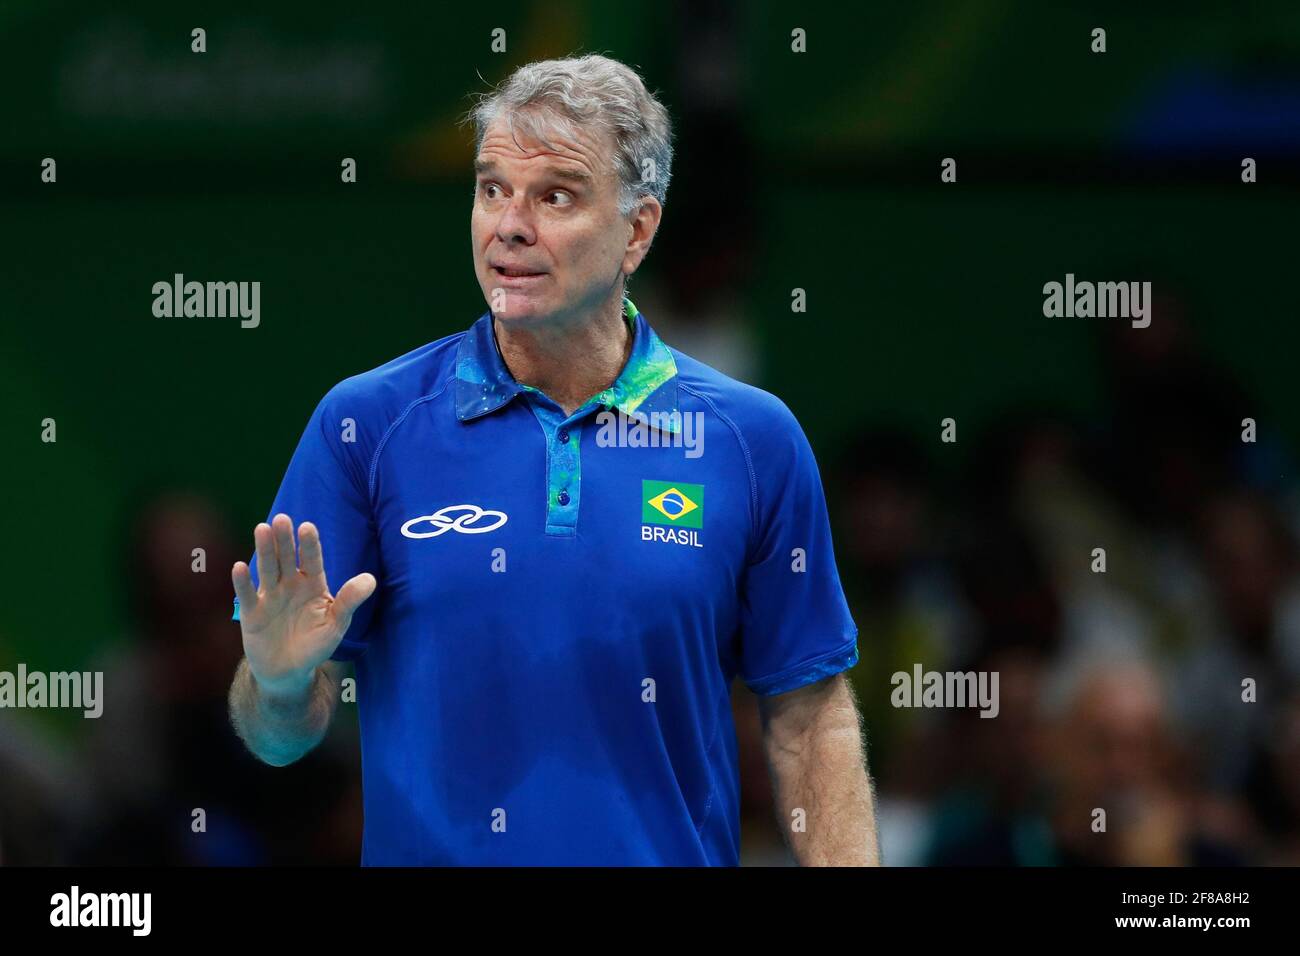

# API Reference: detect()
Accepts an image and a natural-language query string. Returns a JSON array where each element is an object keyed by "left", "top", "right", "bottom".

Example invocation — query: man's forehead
[{"left": 476, "top": 117, "right": 612, "bottom": 179}]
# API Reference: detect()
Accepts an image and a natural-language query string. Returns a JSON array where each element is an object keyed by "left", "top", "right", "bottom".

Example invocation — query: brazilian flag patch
[{"left": 642, "top": 480, "right": 704, "bottom": 529}]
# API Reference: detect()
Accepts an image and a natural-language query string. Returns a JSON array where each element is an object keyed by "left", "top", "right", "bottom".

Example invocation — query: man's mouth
[{"left": 492, "top": 266, "right": 547, "bottom": 278}]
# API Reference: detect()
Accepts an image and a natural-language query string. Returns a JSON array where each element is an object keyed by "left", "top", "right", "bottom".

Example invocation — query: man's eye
[
  {"left": 480, "top": 183, "right": 501, "bottom": 200},
  {"left": 545, "top": 191, "right": 572, "bottom": 207}
]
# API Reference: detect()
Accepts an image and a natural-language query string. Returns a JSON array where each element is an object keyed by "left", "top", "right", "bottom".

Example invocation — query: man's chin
[{"left": 485, "top": 289, "right": 553, "bottom": 325}]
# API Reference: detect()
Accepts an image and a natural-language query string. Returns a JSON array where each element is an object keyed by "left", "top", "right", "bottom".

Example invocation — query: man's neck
[{"left": 494, "top": 297, "right": 632, "bottom": 416}]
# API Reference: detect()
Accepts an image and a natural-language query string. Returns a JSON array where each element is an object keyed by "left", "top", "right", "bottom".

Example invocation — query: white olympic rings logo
[{"left": 400, "top": 505, "right": 509, "bottom": 539}]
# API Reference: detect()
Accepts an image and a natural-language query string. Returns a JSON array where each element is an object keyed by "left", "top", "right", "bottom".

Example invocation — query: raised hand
[{"left": 231, "top": 513, "right": 376, "bottom": 696}]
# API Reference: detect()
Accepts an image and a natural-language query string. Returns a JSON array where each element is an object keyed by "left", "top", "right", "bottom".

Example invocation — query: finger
[
  {"left": 232, "top": 561, "right": 259, "bottom": 616},
  {"left": 272, "top": 513, "right": 297, "bottom": 577},
  {"left": 254, "top": 522, "right": 279, "bottom": 589},
  {"left": 298, "top": 521, "right": 326, "bottom": 580},
  {"left": 331, "top": 572, "right": 377, "bottom": 629}
]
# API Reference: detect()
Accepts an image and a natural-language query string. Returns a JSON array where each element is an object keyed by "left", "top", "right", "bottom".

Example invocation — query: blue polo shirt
[{"left": 234, "top": 297, "right": 858, "bottom": 865}]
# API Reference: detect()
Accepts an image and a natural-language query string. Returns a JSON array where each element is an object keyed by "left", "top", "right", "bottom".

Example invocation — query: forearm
[
  {"left": 228, "top": 657, "right": 339, "bottom": 767},
  {"left": 764, "top": 678, "right": 880, "bottom": 866}
]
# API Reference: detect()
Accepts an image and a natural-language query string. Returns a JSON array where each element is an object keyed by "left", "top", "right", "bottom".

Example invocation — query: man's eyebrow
[
  {"left": 472, "top": 159, "right": 595, "bottom": 188},
  {"left": 542, "top": 165, "right": 595, "bottom": 187}
]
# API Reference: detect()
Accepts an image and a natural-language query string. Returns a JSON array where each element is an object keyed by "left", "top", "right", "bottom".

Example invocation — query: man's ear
[{"left": 622, "top": 197, "right": 663, "bottom": 276}]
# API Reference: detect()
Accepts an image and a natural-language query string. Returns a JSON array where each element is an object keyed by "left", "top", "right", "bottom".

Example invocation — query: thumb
[{"left": 331, "top": 572, "right": 377, "bottom": 631}]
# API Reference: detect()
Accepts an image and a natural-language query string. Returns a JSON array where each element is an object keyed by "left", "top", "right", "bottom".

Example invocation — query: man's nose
[{"left": 495, "top": 195, "right": 536, "bottom": 245}]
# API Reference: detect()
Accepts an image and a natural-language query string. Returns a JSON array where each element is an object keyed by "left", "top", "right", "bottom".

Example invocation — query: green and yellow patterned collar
[{"left": 454, "top": 296, "right": 680, "bottom": 430}]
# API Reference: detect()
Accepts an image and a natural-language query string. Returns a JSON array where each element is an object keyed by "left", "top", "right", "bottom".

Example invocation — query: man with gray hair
[{"left": 228, "top": 53, "right": 878, "bottom": 866}]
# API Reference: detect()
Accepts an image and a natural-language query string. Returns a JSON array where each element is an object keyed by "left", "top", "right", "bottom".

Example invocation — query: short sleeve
[
  {"left": 232, "top": 382, "right": 381, "bottom": 662},
  {"left": 737, "top": 399, "right": 858, "bottom": 696}
]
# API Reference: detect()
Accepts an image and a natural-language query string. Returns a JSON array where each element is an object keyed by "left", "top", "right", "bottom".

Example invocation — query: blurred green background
[{"left": 2, "top": 0, "right": 1298, "bottom": 724}]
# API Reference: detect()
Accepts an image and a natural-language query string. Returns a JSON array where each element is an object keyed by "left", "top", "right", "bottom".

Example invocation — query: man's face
[{"left": 471, "top": 114, "right": 636, "bottom": 326}]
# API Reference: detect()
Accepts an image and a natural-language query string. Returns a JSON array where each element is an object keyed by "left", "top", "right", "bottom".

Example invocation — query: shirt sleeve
[
  {"left": 231, "top": 380, "right": 382, "bottom": 662},
  {"left": 736, "top": 397, "right": 858, "bottom": 696}
]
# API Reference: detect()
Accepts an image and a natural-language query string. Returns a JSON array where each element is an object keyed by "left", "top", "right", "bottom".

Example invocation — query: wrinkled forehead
[{"left": 476, "top": 108, "right": 619, "bottom": 181}]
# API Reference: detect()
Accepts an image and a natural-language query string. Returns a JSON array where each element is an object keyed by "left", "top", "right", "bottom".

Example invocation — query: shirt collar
[{"left": 454, "top": 296, "right": 681, "bottom": 431}]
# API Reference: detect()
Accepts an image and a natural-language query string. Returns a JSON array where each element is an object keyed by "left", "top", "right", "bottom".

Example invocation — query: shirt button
[
  {"left": 557, "top": 490, "right": 571, "bottom": 506},
  {"left": 558, "top": 429, "right": 570, "bottom": 444}
]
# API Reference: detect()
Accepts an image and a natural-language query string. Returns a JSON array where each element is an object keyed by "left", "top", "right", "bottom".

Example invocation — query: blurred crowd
[
  {"left": 735, "top": 286, "right": 1300, "bottom": 865},
  {"left": 0, "top": 492, "right": 362, "bottom": 865}
]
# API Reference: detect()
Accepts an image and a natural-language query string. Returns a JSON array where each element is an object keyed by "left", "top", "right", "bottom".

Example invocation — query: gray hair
[{"left": 466, "top": 54, "right": 673, "bottom": 216}]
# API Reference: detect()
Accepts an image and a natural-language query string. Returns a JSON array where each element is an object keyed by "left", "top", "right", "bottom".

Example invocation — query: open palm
[{"left": 231, "top": 513, "right": 375, "bottom": 693}]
